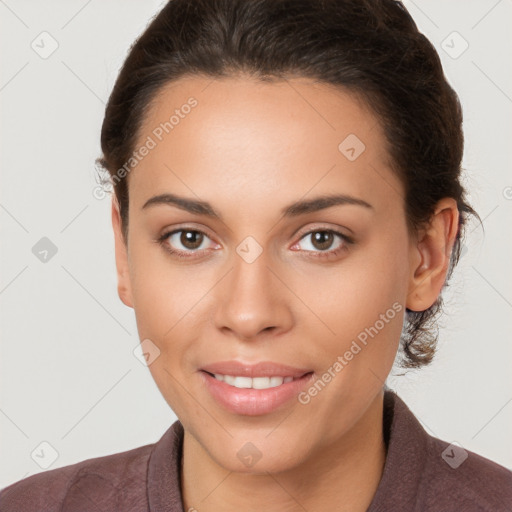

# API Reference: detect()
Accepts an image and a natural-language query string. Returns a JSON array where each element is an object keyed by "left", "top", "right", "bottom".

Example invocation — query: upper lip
[{"left": 200, "top": 360, "right": 312, "bottom": 378}]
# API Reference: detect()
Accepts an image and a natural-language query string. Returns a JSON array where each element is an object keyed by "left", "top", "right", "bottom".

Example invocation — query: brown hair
[{"left": 96, "top": 0, "right": 482, "bottom": 369}]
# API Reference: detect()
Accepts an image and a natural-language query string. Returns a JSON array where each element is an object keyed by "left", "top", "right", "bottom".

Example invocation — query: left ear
[{"left": 406, "top": 197, "right": 460, "bottom": 312}]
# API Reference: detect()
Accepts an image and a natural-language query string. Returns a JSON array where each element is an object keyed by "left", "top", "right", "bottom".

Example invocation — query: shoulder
[
  {"left": 0, "top": 442, "right": 154, "bottom": 512},
  {"left": 374, "top": 390, "right": 512, "bottom": 512},
  {"left": 421, "top": 434, "right": 512, "bottom": 511}
]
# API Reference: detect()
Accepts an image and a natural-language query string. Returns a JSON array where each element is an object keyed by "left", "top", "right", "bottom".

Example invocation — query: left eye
[{"left": 294, "top": 230, "right": 350, "bottom": 254}]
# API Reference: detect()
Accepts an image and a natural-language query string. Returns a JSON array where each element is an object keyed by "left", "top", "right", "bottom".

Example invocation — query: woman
[{"left": 1, "top": 0, "right": 511, "bottom": 510}]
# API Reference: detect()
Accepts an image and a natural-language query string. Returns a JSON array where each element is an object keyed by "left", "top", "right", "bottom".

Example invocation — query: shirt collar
[
  {"left": 366, "top": 388, "right": 428, "bottom": 511},
  {"left": 147, "top": 418, "right": 185, "bottom": 512},
  {"left": 147, "top": 389, "right": 429, "bottom": 511}
]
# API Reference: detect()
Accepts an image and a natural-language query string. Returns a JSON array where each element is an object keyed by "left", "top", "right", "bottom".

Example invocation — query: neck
[{"left": 181, "top": 390, "right": 386, "bottom": 512}]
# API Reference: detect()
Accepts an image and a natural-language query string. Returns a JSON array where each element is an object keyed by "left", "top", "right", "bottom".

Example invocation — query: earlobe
[
  {"left": 111, "top": 197, "right": 134, "bottom": 309},
  {"left": 406, "top": 198, "right": 459, "bottom": 312}
]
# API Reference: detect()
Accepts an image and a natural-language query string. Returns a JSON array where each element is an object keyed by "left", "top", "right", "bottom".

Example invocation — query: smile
[
  {"left": 208, "top": 373, "right": 299, "bottom": 389},
  {"left": 200, "top": 369, "right": 315, "bottom": 416}
]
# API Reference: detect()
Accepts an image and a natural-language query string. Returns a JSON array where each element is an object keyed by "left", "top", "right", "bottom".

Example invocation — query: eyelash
[{"left": 156, "top": 227, "right": 354, "bottom": 260}]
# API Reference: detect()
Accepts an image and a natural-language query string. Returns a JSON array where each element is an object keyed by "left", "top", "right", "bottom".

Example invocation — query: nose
[{"left": 212, "top": 247, "right": 294, "bottom": 341}]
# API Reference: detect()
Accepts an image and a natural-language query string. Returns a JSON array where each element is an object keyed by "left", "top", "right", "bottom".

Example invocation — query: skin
[{"left": 111, "top": 75, "right": 459, "bottom": 512}]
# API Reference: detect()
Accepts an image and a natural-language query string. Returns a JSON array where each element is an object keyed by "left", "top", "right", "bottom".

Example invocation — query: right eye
[{"left": 157, "top": 228, "right": 219, "bottom": 259}]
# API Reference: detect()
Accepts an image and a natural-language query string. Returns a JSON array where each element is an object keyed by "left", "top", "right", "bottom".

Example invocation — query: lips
[
  {"left": 200, "top": 369, "right": 315, "bottom": 416},
  {"left": 198, "top": 360, "right": 315, "bottom": 415},
  {"left": 200, "top": 360, "right": 312, "bottom": 378}
]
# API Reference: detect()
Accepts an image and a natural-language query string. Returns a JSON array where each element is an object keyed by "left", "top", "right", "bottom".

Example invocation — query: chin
[{"left": 204, "top": 429, "right": 311, "bottom": 475}]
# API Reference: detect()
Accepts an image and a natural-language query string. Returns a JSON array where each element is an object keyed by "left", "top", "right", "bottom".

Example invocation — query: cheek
[
  {"left": 128, "top": 244, "right": 204, "bottom": 334},
  {"left": 314, "top": 242, "right": 405, "bottom": 314},
  {"left": 297, "top": 238, "right": 407, "bottom": 365},
  {"left": 127, "top": 244, "right": 214, "bottom": 390},
  {"left": 127, "top": 248, "right": 201, "bottom": 411}
]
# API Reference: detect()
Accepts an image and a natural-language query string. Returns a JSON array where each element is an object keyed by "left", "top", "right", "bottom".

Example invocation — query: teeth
[{"left": 212, "top": 374, "right": 295, "bottom": 389}]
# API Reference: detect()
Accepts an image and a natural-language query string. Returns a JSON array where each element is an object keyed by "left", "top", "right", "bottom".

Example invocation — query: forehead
[{"left": 128, "top": 75, "right": 403, "bottom": 216}]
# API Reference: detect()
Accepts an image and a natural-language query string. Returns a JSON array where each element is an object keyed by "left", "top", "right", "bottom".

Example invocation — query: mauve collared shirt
[{"left": 1, "top": 389, "right": 511, "bottom": 511}]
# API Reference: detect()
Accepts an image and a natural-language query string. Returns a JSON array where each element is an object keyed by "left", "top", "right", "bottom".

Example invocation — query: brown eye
[
  {"left": 310, "top": 231, "right": 335, "bottom": 251},
  {"left": 178, "top": 230, "right": 204, "bottom": 250},
  {"left": 293, "top": 229, "right": 354, "bottom": 259},
  {"left": 159, "top": 229, "right": 215, "bottom": 257},
  {"left": 298, "top": 230, "right": 344, "bottom": 252}
]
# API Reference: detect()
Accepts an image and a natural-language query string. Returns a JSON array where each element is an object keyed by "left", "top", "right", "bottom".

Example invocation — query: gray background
[{"left": 1, "top": 0, "right": 511, "bottom": 489}]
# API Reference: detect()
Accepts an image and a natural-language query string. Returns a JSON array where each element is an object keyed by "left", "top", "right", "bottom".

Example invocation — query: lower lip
[{"left": 200, "top": 371, "right": 315, "bottom": 416}]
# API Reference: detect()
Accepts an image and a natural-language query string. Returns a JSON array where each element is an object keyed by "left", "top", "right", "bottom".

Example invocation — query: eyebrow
[{"left": 141, "top": 192, "right": 374, "bottom": 220}]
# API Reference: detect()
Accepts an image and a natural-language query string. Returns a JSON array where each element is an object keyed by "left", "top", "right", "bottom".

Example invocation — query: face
[{"left": 112, "top": 75, "right": 450, "bottom": 473}]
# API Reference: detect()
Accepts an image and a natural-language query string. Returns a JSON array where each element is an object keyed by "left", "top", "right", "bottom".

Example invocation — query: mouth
[
  {"left": 198, "top": 362, "right": 315, "bottom": 416},
  {"left": 201, "top": 371, "right": 312, "bottom": 390},
  {"left": 200, "top": 360, "right": 313, "bottom": 379}
]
